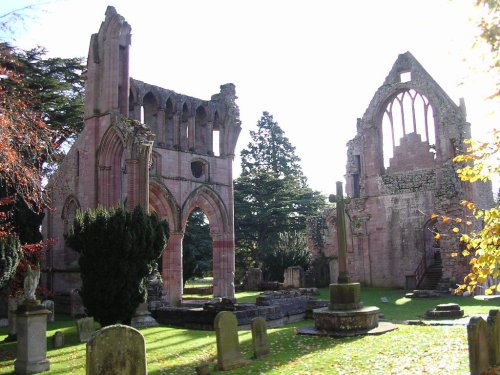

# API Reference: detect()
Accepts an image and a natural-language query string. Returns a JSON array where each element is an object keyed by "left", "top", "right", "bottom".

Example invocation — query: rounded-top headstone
[{"left": 86, "top": 324, "right": 146, "bottom": 375}]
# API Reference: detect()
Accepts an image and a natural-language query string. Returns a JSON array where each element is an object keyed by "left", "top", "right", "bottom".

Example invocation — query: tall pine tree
[{"left": 234, "top": 112, "right": 326, "bottom": 280}]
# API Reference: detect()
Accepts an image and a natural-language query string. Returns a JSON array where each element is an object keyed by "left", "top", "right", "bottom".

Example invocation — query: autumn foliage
[
  {"left": 0, "top": 44, "right": 55, "bottom": 293},
  {"left": 433, "top": 130, "right": 500, "bottom": 294}
]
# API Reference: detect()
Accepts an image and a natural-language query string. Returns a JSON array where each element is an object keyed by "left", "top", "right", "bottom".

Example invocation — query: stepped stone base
[
  {"left": 314, "top": 306, "right": 381, "bottom": 332},
  {"left": 298, "top": 321, "right": 398, "bottom": 338},
  {"left": 425, "top": 303, "right": 464, "bottom": 319}
]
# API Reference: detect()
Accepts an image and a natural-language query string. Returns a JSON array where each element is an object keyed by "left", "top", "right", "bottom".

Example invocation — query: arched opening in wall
[
  {"left": 182, "top": 103, "right": 190, "bottom": 150},
  {"left": 120, "top": 151, "right": 127, "bottom": 204},
  {"left": 382, "top": 89, "right": 435, "bottom": 170},
  {"left": 213, "top": 111, "right": 221, "bottom": 156},
  {"left": 143, "top": 92, "right": 158, "bottom": 144},
  {"left": 195, "top": 106, "right": 208, "bottom": 154},
  {"left": 62, "top": 197, "right": 80, "bottom": 268},
  {"left": 423, "top": 219, "right": 441, "bottom": 267},
  {"left": 417, "top": 218, "right": 442, "bottom": 289},
  {"left": 129, "top": 90, "right": 135, "bottom": 119},
  {"left": 182, "top": 208, "right": 213, "bottom": 296},
  {"left": 165, "top": 97, "right": 174, "bottom": 148}
]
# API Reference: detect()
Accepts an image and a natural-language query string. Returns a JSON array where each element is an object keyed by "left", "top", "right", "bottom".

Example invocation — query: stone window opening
[
  {"left": 400, "top": 71, "right": 412, "bottom": 83},
  {"left": 165, "top": 98, "right": 174, "bottom": 148},
  {"left": 195, "top": 106, "right": 208, "bottom": 154},
  {"left": 213, "top": 112, "right": 221, "bottom": 157},
  {"left": 353, "top": 155, "right": 361, "bottom": 198},
  {"left": 382, "top": 89, "right": 435, "bottom": 169},
  {"left": 182, "top": 103, "right": 190, "bottom": 150},
  {"left": 143, "top": 92, "right": 158, "bottom": 144},
  {"left": 191, "top": 160, "right": 207, "bottom": 179}
]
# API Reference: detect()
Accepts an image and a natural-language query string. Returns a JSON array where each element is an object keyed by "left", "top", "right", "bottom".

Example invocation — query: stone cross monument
[{"left": 329, "top": 181, "right": 351, "bottom": 284}]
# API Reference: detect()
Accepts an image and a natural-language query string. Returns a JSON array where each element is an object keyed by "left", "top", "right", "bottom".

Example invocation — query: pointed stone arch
[
  {"left": 149, "top": 179, "right": 181, "bottom": 232},
  {"left": 61, "top": 195, "right": 81, "bottom": 267},
  {"left": 180, "top": 185, "right": 234, "bottom": 300},
  {"left": 97, "top": 126, "right": 126, "bottom": 207},
  {"left": 181, "top": 185, "right": 228, "bottom": 234}
]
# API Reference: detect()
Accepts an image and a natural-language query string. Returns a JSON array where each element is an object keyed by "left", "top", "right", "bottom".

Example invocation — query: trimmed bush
[{"left": 67, "top": 205, "right": 168, "bottom": 326}]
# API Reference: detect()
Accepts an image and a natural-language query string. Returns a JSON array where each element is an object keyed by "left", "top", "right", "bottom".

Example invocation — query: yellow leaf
[
  {"left": 485, "top": 289, "right": 493, "bottom": 295},
  {"left": 434, "top": 233, "right": 441, "bottom": 240},
  {"left": 431, "top": 213, "right": 438, "bottom": 219},
  {"left": 452, "top": 227, "right": 459, "bottom": 233},
  {"left": 442, "top": 216, "right": 450, "bottom": 222},
  {"left": 451, "top": 252, "right": 458, "bottom": 257},
  {"left": 454, "top": 218, "right": 462, "bottom": 223}
]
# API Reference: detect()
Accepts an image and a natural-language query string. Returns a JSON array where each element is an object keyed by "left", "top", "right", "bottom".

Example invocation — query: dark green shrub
[
  {"left": 0, "top": 234, "right": 21, "bottom": 290},
  {"left": 67, "top": 205, "right": 168, "bottom": 326}
]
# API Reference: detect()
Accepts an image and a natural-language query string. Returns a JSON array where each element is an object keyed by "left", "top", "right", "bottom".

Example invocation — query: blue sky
[{"left": 2, "top": 0, "right": 498, "bottom": 194}]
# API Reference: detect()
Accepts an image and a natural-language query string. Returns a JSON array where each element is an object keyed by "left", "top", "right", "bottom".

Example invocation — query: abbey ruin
[
  {"left": 42, "top": 7, "right": 241, "bottom": 306},
  {"left": 41, "top": 7, "right": 493, "bottom": 309},
  {"left": 307, "top": 52, "right": 494, "bottom": 291}
]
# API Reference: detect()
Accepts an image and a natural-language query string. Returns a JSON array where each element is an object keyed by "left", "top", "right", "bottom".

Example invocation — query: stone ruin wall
[
  {"left": 308, "top": 52, "right": 494, "bottom": 289},
  {"left": 42, "top": 7, "right": 241, "bottom": 309}
]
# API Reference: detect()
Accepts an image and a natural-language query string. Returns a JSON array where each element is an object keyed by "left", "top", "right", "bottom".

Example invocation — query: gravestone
[
  {"left": 76, "top": 317, "right": 95, "bottom": 343},
  {"left": 42, "top": 300, "right": 55, "bottom": 323},
  {"left": 53, "top": 331, "right": 64, "bottom": 348},
  {"left": 251, "top": 317, "right": 269, "bottom": 359},
  {"left": 283, "top": 266, "right": 304, "bottom": 288},
  {"left": 487, "top": 309, "right": 500, "bottom": 367},
  {"left": 14, "top": 302, "right": 51, "bottom": 374},
  {"left": 214, "top": 311, "right": 246, "bottom": 371},
  {"left": 70, "top": 289, "right": 86, "bottom": 318},
  {"left": 467, "top": 316, "right": 490, "bottom": 375},
  {"left": 242, "top": 267, "right": 262, "bottom": 291},
  {"left": 7, "top": 296, "right": 18, "bottom": 339},
  {"left": 86, "top": 324, "right": 146, "bottom": 375}
]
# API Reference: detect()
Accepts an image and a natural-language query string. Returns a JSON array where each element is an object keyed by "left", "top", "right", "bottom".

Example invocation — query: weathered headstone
[
  {"left": 195, "top": 363, "right": 211, "bottom": 375},
  {"left": 283, "top": 266, "right": 304, "bottom": 288},
  {"left": 251, "top": 317, "right": 269, "bottom": 359},
  {"left": 214, "top": 311, "right": 246, "bottom": 371},
  {"left": 86, "top": 324, "right": 146, "bottom": 375},
  {"left": 14, "top": 302, "right": 51, "bottom": 374},
  {"left": 487, "top": 309, "right": 500, "bottom": 367},
  {"left": 42, "top": 300, "right": 55, "bottom": 323},
  {"left": 76, "top": 316, "right": 95, "bottom": 343},
  {"left": 7, "top": 296, "right": 18, "bottom": 338},
  {"left": 53, "top": 331, "right": 64, "bottom": 349},
  {"left": 242, "top": 267, "right": 263, "bottom": 291},
  {"left": 70, "top": 289, "right": 86, "bottom": 319},
  {"left": 467, "top": 316, "right": 490, "bottom": 375}
]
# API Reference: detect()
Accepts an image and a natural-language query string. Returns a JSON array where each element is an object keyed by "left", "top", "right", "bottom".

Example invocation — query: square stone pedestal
[{"left": 15, "top": 303, "right": 50, "bottom": 374}]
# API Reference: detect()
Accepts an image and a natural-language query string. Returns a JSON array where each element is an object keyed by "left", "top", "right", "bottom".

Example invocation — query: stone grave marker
[
  {"left": 53, "top": 331, "right": 64, "bottom": 348},
  {"left": 15, "top": 302, "right": 51, "bottom": 374},
  {"left": 214, "top": 311, "right": 246, "bottom": 371},
  {"left": 7, "top": 296, "right": 18, "bottom": 339},
  {"left": 70, "top": 289, "right": 86, "bottom": 319},
  {"left": 242, "top": 267, "right": 262, "bottom": 291},
  {"left": 467, "top": 316, "right": 490, "bottom": 375},
  {"left": 251, "top": 317, "right": 269, "bottom": 359},
  {"left": 42, "top": 300, "right": 55, "bottom": 323},
  {"left": 76, "top": 317, "right": 95, "bottom": 343},
  {"left": 283, "top": 266, "right": 304, "bottom": 288},
  {"left": 487, "top": 309, "right": 500, "bottom": 367},
  {"left": 86, "top": 324, "right": 146, "bottom": 375}
]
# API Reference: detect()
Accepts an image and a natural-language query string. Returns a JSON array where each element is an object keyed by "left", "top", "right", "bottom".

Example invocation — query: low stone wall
[{"left": 153, "top": 290, "right": 317, "bottom": 330}]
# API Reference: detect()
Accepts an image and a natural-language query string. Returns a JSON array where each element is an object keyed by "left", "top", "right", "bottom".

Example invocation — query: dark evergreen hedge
[{"left": 67, "top": 205, "right": 168, "bottom": 326}]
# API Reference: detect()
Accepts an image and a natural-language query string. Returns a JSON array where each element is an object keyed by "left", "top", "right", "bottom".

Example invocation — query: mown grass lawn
[{"left": 1, "top": 287, "right": 499, "bottom": 374}]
